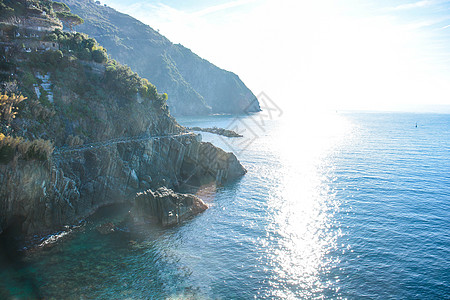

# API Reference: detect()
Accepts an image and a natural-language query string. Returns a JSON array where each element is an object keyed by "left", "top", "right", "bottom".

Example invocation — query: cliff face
[
  {"left": 0, "top": 161, "right": 79, "bottom": 235},
  {"left": 1, "top": 92, "right": 245, "bottom": 235},
  {"left": 0, "top": 132, "right": 246, "bottom": 235},
  {"left": 61, "top": 0, "right": 261, "bottom": 116}
]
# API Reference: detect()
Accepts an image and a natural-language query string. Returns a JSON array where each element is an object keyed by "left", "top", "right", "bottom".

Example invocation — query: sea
[{"left": 1, "top": 111, "right": 449, "bottom": 299}]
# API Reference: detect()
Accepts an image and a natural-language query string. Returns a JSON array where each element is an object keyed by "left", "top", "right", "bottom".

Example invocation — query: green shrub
[
  {"left": 78, "top": 47, "right": 92, "bottom": 61},
  {"left": 25, "top": 139, "right": 54, "bottom": 161},
  {"left": 104, "top": 60, "right": 162, "bottom": 102},
  {"left": 27, "top": 99, "right": 55, "bottom": 121},
  {"left": 31, "top": 50, "right": 64, "bottom": 70},
  {"left": 44, "top": 33, "right": 58, "bottom": 42},
  {"left": 0, "top": 133, "right": 53, "bottom": 164},
  {"left": 153, "top": 93, "right": 168, "bottom": 110},
  {"left": 92, "top": 49, "right": 107, "bottom": 63},
  {"left": 38, "top": 87, "right": 51, "bottom": 107},
  {"left": 22, "top": 71, "right": 37, "bottom": 87}
]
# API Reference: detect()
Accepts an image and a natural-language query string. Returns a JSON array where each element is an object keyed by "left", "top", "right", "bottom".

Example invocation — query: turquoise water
[{"left": 2, "top": 112, "right": 450, "bottom": 299}]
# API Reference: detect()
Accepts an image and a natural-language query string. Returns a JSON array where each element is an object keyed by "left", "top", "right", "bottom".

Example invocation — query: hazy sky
[{"left": 99, "top": 0, "right": 450, "bottom": 112}]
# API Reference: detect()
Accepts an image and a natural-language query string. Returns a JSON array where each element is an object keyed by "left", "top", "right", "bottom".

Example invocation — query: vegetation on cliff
[
  {"left": 0, "top": 93, "right": 24, "bottom": 124},
  {"left": 0, "top": 2, "right": 175, "bottom": 159},
  {"left": 0, "top": 94, "right": 53, "bottom": 163},
  {"left": 0, "top": 133, "right": 53, "bottom": 163},
  {"left": 5, "top": 42, "right": 170, "bottom": 146},
  {"left": 0, "top": 0, "right": 80, "bottom": 25},
  {"left": 61, "top": 0, "right": 261, "bottom": 116}
]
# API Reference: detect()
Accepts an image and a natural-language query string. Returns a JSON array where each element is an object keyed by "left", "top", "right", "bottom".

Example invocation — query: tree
[
  {"left": 44, "top": 33, "right": 58, "bottom": 42},
  {"left": 56, "top": 12, "right": 84, "bottom": 31},
  {"left": 84, "top": 38, "right": 96, "bottom": 50},
  {"left": 52, "top": 2, "right": 70, "bottom": 13}
]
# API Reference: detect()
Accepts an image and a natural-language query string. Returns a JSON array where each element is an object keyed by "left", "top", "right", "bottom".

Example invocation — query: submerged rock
[
  {"left": 131, "top": 187, "right": 208, "bottom": 226},
  {"left": 96, "top": 223, "right": 115, "bottom": 235}
]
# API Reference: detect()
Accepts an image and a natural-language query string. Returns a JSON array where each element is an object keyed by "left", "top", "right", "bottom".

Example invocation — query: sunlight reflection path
[{"left": 262, "top": 112, "right": 352, "bottom": 298}]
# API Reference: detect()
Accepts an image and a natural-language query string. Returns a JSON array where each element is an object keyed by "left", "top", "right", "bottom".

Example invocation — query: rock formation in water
[
  {"left": 131, "top": 187, "right": 208, "bottom": 226},
  {"left": 187, "top": 126, "right": 243, "bottom": 137},
  {"left": 61, "top": 0, "right": 261, "bottom": 116}
]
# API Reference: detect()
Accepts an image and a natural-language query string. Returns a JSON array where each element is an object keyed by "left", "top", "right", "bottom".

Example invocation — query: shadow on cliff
[{"left": 0, "top": 216, "right": 43, "bottom": 299}]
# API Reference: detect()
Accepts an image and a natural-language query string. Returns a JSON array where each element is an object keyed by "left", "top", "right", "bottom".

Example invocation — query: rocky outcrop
[
  {"left": 187, "top": 126, "right": 243, "bottom": 137},
  {"left": 181, "top": 140, "right": 247, "bottom": 186},
  {"left": 62, "top": 0, "right": 261, "bottom": 116},
  {"left": 131, "top": 187, "right": 208, "bottom": 226}
]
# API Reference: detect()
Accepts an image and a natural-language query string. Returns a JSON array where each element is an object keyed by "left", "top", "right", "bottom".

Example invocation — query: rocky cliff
[
  {"left": 0, "top": 6, "right": 247, "bottom": 237},
  {"left": 61, "top": 0, "right": 261, "bottom": 116},
  {"left": 0, "top": 132, "right": 245, "bottom": 235}
]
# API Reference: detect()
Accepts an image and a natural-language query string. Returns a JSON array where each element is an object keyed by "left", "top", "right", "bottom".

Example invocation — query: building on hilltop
[
  {"left": 36, "top": 40, "right": 59, "bottom": 51},
  {"left": 0, "top": 16, "right": 61, "bottom": 53}
]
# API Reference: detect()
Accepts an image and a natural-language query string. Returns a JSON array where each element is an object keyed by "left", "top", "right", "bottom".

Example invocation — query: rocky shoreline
[
  {"left": 0, "top": 133, "right": 246, "bottom": 241},
  {"left": 18, "top": 187, "right": 209, "bottom": 253}
]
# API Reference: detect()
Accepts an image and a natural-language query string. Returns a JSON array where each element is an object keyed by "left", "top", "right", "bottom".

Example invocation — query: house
[
  {"left": 20, "top": 40, "right": 59, "bottom": 52},
  {"left": 37, "top": 41, "right": 59, "bottom": 51}
]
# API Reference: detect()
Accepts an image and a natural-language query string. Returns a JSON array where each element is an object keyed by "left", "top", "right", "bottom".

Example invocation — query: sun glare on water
[{"left": 260, "top": 112, "right": 352, "bottom": 297}]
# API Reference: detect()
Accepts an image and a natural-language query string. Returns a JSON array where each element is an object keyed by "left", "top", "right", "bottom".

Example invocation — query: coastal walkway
[{"left": 52, "top": 132, "right": 195, "bottom": 156}]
